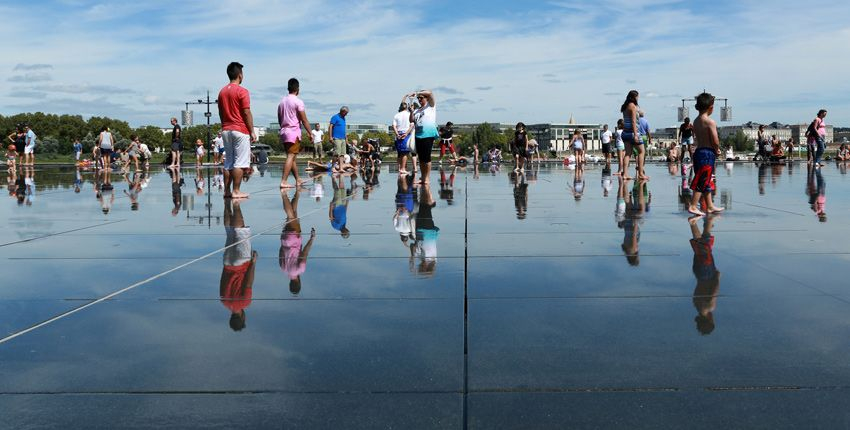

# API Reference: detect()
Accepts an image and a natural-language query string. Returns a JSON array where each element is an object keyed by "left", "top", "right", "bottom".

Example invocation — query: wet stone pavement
[{"left": 2, "top": 161, "right": 850, "bottom": 429}]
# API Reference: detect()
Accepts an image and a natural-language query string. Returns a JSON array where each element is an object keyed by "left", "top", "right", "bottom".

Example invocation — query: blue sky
[{"left": 2, "top": 0, "right": 849, "bottom": 129}]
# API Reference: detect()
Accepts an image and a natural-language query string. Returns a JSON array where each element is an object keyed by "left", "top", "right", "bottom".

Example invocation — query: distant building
[
  {"left": 347, "top": 123, "right": 391, "bottom": 137},
  {"left": 719, "top": 121, "right": 833, "bottom": 144},
  {"left": 452, "top": 123, "right": 514, "bottom": 136},
  {"left": 526, "top": 116, "right": 604, "bottom": 153}
]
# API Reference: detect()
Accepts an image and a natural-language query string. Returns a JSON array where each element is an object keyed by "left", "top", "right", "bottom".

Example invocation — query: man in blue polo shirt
[{"left": 328, "top": 106, "right": 349, "bottom": 168}]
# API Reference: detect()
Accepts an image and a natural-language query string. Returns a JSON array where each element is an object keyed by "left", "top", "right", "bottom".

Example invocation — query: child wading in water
[{"left": 687, "top": 92, "right": 725, "bottom": 216}]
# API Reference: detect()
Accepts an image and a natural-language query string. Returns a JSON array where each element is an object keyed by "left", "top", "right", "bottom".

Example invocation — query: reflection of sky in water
[{"left": 2, "top": 163, "right": 850, "bottom": 427}]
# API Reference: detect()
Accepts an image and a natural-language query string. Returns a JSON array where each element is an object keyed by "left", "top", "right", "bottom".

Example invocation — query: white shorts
[
  {"left": 24, "top": 144, "right": 35, "bottom": 154},
  {"left": 223, "top": 227, "right": 252, "bottom": 266},
  {"left": 222, "top": 130, "right": 251, "bottom": 170}
]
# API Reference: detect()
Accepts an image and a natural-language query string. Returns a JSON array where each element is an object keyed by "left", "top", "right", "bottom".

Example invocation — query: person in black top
[
  {"left": 438, "top": 122, "right": 458, "bottom": 163},
  {"left": 256, "top": 147, "right": 269, "bottom": 165},
  {"left": 679, "top": 117, "right": 694, "bottom": 161},
  {"left": 169, "top": 117, "right": 182, "bottom": 168}
]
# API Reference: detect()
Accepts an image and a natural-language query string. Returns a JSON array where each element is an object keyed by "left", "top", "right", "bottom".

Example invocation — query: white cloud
[{"left": 0, "top": 1, "right": 848, "bottom": 128}]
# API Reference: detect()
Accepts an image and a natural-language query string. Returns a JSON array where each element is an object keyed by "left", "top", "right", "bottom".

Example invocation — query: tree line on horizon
[{"left": 2, "top": 112, "right": 523, "bottom": 156}]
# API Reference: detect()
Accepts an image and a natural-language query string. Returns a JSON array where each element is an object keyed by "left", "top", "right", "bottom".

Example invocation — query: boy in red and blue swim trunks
[{"left": 687, "top": 92, "right": 725, "bottom": 216}]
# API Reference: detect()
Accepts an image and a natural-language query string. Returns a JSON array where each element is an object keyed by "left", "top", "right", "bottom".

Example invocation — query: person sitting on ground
[
  {"left": 667, "top": 142, "right": 680, "bottom": 162},
  {"left": 769, "top": 140, "right": 787, "bottom": 162},
  {"left": 832, "top": 143, "right": 845, "bottom": 161}
]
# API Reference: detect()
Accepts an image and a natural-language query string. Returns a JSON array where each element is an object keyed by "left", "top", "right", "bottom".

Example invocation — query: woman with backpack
[{"left": 807, "top": 109, "right": 828, "bottom": 168}]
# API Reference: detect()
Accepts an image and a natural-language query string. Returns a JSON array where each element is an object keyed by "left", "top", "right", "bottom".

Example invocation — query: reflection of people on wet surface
[
  {"left": 395, "top": 175, "right": 417, "bottom": 248},
  {"left": 512, "top": 172, "right": 528, "bottom": 220},
  {"left": 74, "top": 168, "right": 83, "bottom": 193},
  {"left": 807, "top": 165, "right": 826, "bottom": 222},
  {"left": 689, "top": 215, "right": 721, "bottom": 335},
  {"left": 329, "top": 174, "right": 351, "bottom": 238},
  {"left": 194, "top": 167, "right": 205, "bottom": 196},
  {"left": 361, "top": 164, "right": 380, "bottom": 200},
  {"left": 123, "top": 171, "right": 143, "bottom": 211},
  {"left": 413, "top": 184, "right": 438, "bottom": 276},
  {"left": 96, "top": 168, "right": 114, "bottom": 213},
  {"left": 601, "top": 164, "right": 613, "bottom": 197},
  {"left": 14, "top": 169, "right": 25, "bottom": 205},
  {"left": 169, "top": 167, "right": 183, "bottom": 216},
  {"left": 439, "top": 167, "right": 455, "bottom": 205},
  {"left": 23, "top": 167, "right": 35, "bottom": 206},
  {"left": 620, "top": 180, "right": 649, "bottom": 266},
  {"left": 568, "top": 164, "right": 585, "bottom": 201},
  {"left": 279, "top": 189, "right": 316, "bottom": 295},
  {"left": 220, "top": 200, "right": 257, "bottom": 331},
  {"left": 310, "top": 174, "right": 325, "bottom": 202}
]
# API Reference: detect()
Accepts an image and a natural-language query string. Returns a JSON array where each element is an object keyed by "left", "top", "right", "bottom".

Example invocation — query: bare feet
[
  {"left": 280, "top": 182, "right": 295, "bottom": 189},
  {"left": 687, "top": 206, "right": 706, "bottom": 216},
  {"left": 708, "top": 206, "right": 725, "bottom": 213},
  {"left": 231, "top": 192, "right": 250, "bottom": 199},
  {"left": 639, "top": 175, "right": 650, "bottom": 181}
]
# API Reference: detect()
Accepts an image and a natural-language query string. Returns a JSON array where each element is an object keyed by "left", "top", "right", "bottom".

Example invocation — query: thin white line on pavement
[{"left": 0, "top": 202, "right": 328, "bottom": 345}]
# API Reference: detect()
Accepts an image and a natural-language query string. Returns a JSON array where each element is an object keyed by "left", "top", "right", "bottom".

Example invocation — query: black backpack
[{"left": 805, "top": 120, "right": 817, "bottom": 139}]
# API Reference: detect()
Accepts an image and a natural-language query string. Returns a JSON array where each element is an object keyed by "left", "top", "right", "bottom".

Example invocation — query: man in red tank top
[{"left": 217, "top": 62, "right": 256, "bottom": 199}]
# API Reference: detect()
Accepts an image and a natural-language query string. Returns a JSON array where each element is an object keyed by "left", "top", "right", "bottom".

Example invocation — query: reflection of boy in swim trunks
[
  {"left": 220, "top": 200, "right": 257, "bottom": 332},
  {"left": 689, "top": 215, "right": 720, "bottom": 335}
]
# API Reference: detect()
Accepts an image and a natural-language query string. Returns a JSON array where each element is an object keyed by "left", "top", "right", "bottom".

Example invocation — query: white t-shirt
[
  {"left": 615, "top": 129, "right": 624, "bottom": 144},
  {"left": 393, "top": 112, "right": 412, "bottom": 137},
  {"left": 601, "top": 130, "right": 613, "bottom": 144},
  {"left": 311, "top": 129, "right": 323, "bottom": 144},
  {"left": 214, "top": 137, "right": 224, "bottom": 150}
]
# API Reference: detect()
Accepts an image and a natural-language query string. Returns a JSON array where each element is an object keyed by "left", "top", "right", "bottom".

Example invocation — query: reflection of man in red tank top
[{"left": 220, "top": 200, "right": 258, "bottom": 331}]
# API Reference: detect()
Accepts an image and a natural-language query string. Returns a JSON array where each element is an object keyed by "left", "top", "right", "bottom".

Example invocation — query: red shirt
[
  {"left": 220, "top": 260, "right": 253, "bottom": 313},
  {"left": 218, "top": 83, "right": 251, "bottom": 134}
]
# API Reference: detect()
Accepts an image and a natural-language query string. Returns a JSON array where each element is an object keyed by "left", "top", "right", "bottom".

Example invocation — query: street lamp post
[
  {"left": 183, "top": 92, "right": 218, "bottom": 164},
  {"left": 679, "top": 96, "right": 732, "bottom": 122}
]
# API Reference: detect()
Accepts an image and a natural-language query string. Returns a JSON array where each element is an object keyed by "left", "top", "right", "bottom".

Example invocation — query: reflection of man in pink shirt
[
  {"left": 278, "top": 78, "right": 313, "bottom": 189},
  {"left": 279, "top": 189, "right": 317, "bottom": 294}
]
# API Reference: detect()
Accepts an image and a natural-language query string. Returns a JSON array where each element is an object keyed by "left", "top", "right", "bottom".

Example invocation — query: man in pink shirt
[
  {"left": 278, "top": 78, "right": 313, "bottom": 189},
  {"left": 217, "top": 62, "right": 256, "bottom": 199}
]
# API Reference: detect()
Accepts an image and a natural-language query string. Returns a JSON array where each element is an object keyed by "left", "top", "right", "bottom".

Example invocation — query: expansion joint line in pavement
[
  {"left": 462, "top": 177, "right": 469, "bottom": 430},
  {"left": 0, "top": 200, "right": 330, "bottom": 346}
]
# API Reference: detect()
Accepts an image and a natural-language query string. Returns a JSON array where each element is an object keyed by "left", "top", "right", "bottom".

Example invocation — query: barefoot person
[
  {"left": 410, "top": 90, "right": 438, "bottom": 185},
  {"left": 328, "top": 106, "right": 349, "bottom": 174},
  {"left": 808, "top": 109, "right": 828, "bottom": 168},
  {"left": 217, "top": 61, "right": 255, "bottom": 199},
  {"left": 278, "top": 78, "right": 312, "bottom": 189},
  {"left": 679, "top": 117, "right": 694, "bottom": 161},
  {"left": 22, "top": 124, "right": 36, "bottom": 166},
  {"left": 601, "top": 124, "right": 613, "bottom": 164},
  {"left": 687, "top": 92, "right": 725, "bottom": 216},
  {"left": 393, "top": 100, "right": 414, "bottom": 176},
  {"left": 620, "top": 90, "right": 641, "bottom": 180},
  {"left": 614, "top": 119, "right": 626, "bottom": 176},
  {"left": 169, "top": 117, "right": 182, "bottom": 168}
]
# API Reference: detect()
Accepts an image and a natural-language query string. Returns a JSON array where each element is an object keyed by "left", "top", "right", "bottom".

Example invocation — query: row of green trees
[
  {"left": 1, "top": 112, "right": 224, "bottom": 155},
  {"left": 3, "top": 113, "right": 525, "bottom": 156}
]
